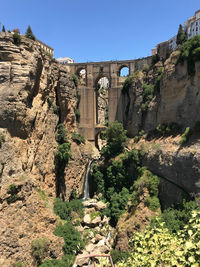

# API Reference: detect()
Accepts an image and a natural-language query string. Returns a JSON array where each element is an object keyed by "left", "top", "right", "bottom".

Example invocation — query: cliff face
[
  {"left": 122, "top": 52, "right": 200, "bottom": 136},
  {"left": 0, "top": 33, "right": 98, "bottom": 266}
]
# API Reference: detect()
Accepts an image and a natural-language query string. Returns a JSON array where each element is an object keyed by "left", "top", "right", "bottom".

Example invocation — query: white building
[
  {"left": 184, "top": 9, "right": 200, "bottom": 39},
  {"left": 56, "top": 57, "right": 74, "bottom": 64},
  {"left": 152, "top": 9, "right": 200, "bottom": 56}
]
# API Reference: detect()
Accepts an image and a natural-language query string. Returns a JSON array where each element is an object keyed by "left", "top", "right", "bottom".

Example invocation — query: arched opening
[
  {"left": 95, "top": 77, "right": 109, "bottom": 126},
  {"left": 119, "top": 66, "right": 129, "bottom": 77},
  {"left": 76, "top": 68, "right": 86, "bottom": 85}
]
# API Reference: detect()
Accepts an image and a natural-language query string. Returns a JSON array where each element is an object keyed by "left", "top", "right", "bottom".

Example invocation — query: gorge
[{"left": 0, "top": 32, "right": 200, "bottom": 266}]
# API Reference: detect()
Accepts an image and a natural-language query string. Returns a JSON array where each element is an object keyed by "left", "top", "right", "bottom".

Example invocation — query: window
[{"left": 196, "top": 27, "right": 198, "bottom": 31}]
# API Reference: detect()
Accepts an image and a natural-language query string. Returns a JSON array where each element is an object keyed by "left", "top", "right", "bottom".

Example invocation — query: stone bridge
[{"left": 66, "top": 57, "right": 152, "bottom": 142}]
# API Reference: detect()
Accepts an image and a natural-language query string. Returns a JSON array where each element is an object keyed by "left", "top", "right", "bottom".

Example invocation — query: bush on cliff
[
  {"left": 176, "top": 35, "right": 200, "bottom": 75},
  {"left": 13, "top": 32, "right": 21, "bottom": 45},
  {"left": 31, "top": 238, "right": 49, "bottom": 265}
]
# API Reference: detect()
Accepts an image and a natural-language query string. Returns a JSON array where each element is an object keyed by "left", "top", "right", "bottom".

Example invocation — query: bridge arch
[{"left": 119, "top": 65, "right": 130, "bottom": 76}]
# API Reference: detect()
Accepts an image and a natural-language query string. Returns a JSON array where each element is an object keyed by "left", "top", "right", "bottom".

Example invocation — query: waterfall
[{"left": 83, "top": 160, "right": 92, "bottom": 199}]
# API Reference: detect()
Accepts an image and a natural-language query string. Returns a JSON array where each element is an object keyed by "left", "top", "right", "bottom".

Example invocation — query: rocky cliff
[
  {"left": 0, "top": 33, "right": 98, "bottom": 266},
  {"left": 122, "top": 51, "right": 200, "bottom": 136}
]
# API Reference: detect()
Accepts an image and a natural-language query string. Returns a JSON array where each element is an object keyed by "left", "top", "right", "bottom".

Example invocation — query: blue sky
[{"left": 1, "top": 0, "right": 200, "bottom": 62}]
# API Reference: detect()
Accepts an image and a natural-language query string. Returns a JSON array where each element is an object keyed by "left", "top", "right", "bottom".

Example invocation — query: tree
[
  {"left": 176, "top": 24, "right": 187, "bottom": 45},
  {"left": 25, "top": 25, "right": 36, "bottom": 40},
  {"left": 2, "top": 25, "right": 5, "bottom": 32},
  {"left": 100, "top": 121, "right": 127, "bottom": 158}
]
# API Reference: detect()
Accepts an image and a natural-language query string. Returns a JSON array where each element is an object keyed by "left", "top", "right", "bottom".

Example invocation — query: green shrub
[
  {"left": 56, "top": 124, "right": 67, "bottom": 145},
  {"left": 150, "top": 200, "right": 198, "bottom": 234},
  {"left": 53, "top": 198, "right": 84, "bottom": 220},
  {"left": 176, "top": 35, "right": 200, "bottom": 75},
  {"left": 25, "top": 25, "right": 36, "bottom": 41},
  {"left": 107, "top": 187, "right": 130, "bottom": 226},
  {"left": 141, "top": 83, "right": 154, "bottom": 112},
  {"left": 134, "top": 168, "right": 160, "bottom": 197},
  {"left": 69, "top": 199, "right": 84, "bottom": 218},
  {"left": 54, "top": 222, "right": 84, "bottom": 255},
  {"left": 31, "top": 238, "right": 49, "bottom": 265},
  {"left": 179, "top": 127, "right": 191, "bottom": 145},
  {"left": 72, "top": 74, "right": 79, "bottom": 87},
  {"left": 13, "top": 32, "right": 21, "bottom": 45},
  {"left": 53, "top": 198, "right": 72, "bottom": 220},
  {"left": 2, "top": 25, "right": 5, "bottom": 32},
  {"left": 155, "top": 122, "right": 181, "bottom": 136},
  {"left": 40, "top": 255, "right": 75, "bottom": 267},
  {"left": 145, "top": 196, "right": 160, "bottom": 211},
  {"left": 100, "top": 121, "right": 127, "bottom": 158},
  {"left": 55, "top": 142, "right": 71, "bottom": 171},
  {"left": 71, "top": 132, "right": 85, "bottom": 144}
]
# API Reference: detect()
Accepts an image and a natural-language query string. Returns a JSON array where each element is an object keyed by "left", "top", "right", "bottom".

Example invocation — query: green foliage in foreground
[
  {"left": 100, "top": 121, "right": 127, "bottom": 158},
  {"left": 151, "top": 200, "right": 199, "bottom": 234},
  {"left": 176, "top": 35, "right": 200, "bottom": 75},
  {"left": 117, "top": 208, "right": 200, "bottom": 267}
]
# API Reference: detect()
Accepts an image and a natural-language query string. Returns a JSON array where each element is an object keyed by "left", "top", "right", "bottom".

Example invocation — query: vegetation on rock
[
  {"left": 100, "top": 121, "right": 127, "bottom": 159},
  {"left": 13, "top": 32, "right": 21, "bottom": 45},
  {"left": 31, "top": 238, "right": 49, "bottom": 265},
  {"left": 25, "top": 25, "right": 36, "bottom": 40},
  {"left": 71, "top": 132, "right": 86, "bottom": 145},
  {"left": 176, "top": 35, "right": 200, "bottom": 75}
]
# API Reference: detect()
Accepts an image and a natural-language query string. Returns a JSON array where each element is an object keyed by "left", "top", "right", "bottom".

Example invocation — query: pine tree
[
  {"left": 2, "top": 25, "right": 5, "bottom": 32},
  {"left": 25, "top": 25, "right": 36, "bottom": 41},
  {"left": 176, "top": 24, "right": 187, "bottom": 45}
]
